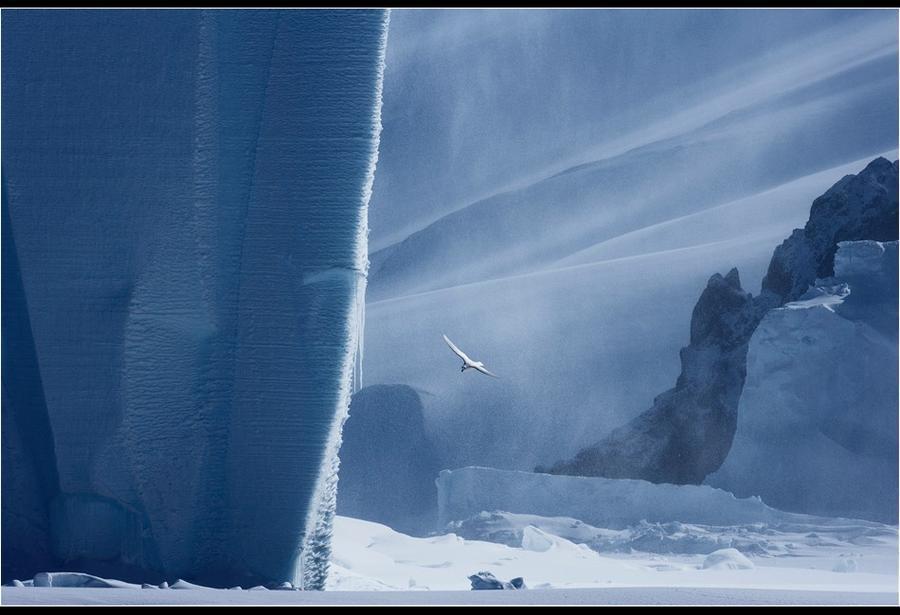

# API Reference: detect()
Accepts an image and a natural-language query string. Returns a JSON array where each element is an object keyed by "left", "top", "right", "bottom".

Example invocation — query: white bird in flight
[{"left": 442, "top": 334, "right": 499, "bottom": 379}]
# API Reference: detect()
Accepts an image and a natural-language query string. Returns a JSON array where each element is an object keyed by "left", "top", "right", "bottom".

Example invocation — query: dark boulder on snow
[
  {"left": 545, "top": 157, "right": 898, "bottom": 485},
  {"left": 468, "top": 571, "right": 526, "bottom": 590}
]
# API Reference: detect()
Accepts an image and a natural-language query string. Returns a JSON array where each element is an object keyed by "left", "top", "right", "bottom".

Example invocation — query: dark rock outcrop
[
  {"left": 761, "top": 157, "right": 899, "bottom": 306},
  {"left": 544, "top": 157, "right": 898, "bottom": 484},
  {"left": 337, "top": 385, "right": 441, "bottom": 535}
]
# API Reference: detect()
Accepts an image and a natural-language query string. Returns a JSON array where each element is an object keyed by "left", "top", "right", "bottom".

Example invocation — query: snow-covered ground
[
  {"left": 3, "top": 586, "right": 894, "bottom": 605},
  {"left": 326, "top": 516, "right": 897, "bottom": 594},
  {"left": 7, "top": 514, "right": 896, "bottom": 604}
]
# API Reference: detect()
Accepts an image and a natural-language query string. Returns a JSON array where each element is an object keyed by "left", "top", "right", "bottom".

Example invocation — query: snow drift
[{"left": 2, "top": 9, "right": 388, "bottom": 588}]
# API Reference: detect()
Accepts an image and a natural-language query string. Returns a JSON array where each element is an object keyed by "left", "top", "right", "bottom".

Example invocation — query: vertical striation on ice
[
  {"left": 2, "top": 9, "right": 388, "bottom": 588},
  {"left": 298, "top": 10, "right": 389, "bottom": 590}
]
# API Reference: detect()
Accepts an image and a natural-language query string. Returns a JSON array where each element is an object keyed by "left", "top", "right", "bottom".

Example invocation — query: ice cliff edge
[{"left": 2, "top": 10, "right": 388, "bottom": 588}]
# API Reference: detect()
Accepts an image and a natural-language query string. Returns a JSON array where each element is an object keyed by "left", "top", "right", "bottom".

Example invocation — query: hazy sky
[
  {"left": 362, "top": 9, "right": 898, "bottom": 471},
  {"left": 370, "top": 9, "right": 898, "bottom": 250}
]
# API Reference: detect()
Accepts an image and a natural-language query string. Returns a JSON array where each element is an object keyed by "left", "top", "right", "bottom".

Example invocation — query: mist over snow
[{"left": 361, "top": 9, "right": 898, "bottom": 474}]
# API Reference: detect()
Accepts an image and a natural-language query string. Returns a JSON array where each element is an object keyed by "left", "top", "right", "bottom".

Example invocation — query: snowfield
[
  {"left": 5, "top": 514, "right": 896, "bottom": 604},
  {"left": 326, "top": 516, "right": 897, "bottom": 594}
]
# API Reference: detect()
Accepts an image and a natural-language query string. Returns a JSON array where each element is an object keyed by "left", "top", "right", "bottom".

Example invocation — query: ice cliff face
[
  {"left": 336, "top": 385, "right": 441, "bottom": 535},
  {"left": 2, "top": 10, "right": 388, "bottom": 588},
  {"left": 707, "top": 241, "right": 898, "bottom": 523},
  {"left": 546, "top": 157, "right": 898, "bottom": 485},
  {"left": 437, "top": 467, "right": 814, "bottom": 531}
]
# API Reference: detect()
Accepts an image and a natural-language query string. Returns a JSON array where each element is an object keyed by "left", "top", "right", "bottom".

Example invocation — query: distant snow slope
[{"left": 371, "top": 10, "right": 898, "bottom": 251}]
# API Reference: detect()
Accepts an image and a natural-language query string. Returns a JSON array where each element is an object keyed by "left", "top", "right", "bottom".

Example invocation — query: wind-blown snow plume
[{"left": 362, "top": 9, "right": 898, "bottom": 475}]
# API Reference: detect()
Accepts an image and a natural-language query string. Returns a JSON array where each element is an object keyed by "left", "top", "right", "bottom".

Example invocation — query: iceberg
[
  {"left": 707, "top": 241, "right": 898, "bottom": 523},
  {"left": 437, "top": 466, "right": 813, "bottom": 530},
  {"left": 2, "top": 9, "right": 388, "bottom": 588}
]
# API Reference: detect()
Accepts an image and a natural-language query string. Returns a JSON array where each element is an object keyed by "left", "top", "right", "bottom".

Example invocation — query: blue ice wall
[{"left": 2, "top": 9, "right": 387, "bottom": 588}]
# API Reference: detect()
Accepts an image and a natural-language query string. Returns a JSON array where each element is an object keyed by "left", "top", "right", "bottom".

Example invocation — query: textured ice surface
[
  {"left": 447, "top": 510, "right": 897, "bottom": 558},
  {"left": 436, "top": 467, "right": 812, "bottom": 530},
  {"left": 2, "top": 9, "right": 388, "bottom": 587},
  {"left": 708, "top": 241, "right": 898, "bottom": 523},
  {"left": 702, "top": 549, "right": 755, "bottom": 570}
]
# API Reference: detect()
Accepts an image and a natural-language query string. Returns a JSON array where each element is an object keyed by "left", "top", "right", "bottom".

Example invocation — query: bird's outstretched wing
[
  {"left": 442, "top": 334, "right": 472, "bottom": 364},
  {"left": 473, "top": 364, "right": 500, "bottom": 379}
]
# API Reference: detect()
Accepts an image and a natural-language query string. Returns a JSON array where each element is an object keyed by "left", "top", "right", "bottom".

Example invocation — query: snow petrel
[{"left": 442, "top": 334, "right": 499, "bottom": 378}]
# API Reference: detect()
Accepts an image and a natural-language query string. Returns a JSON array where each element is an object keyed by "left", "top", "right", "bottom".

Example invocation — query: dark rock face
[
  {"left": 762, "top": 157, "right": 899, "bottom": 304},
  {"left": 337, "top": 385, "right": 441, "bottom": 535},
  {"left": 545, "top": 157, "right": 898, "bottom": 484}
]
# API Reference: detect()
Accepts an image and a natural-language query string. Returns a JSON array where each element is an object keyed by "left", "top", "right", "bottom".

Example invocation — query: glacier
[
  {"left": 707, "top": 241, "right": 898, "bottom": 523},
  {"left": 2, "top": 9, "right": 388, "bottom": 588}
]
